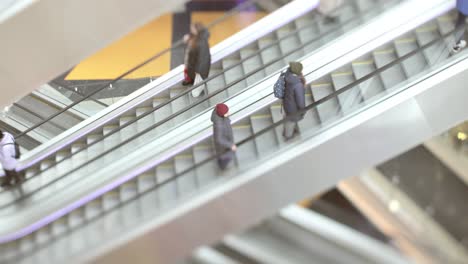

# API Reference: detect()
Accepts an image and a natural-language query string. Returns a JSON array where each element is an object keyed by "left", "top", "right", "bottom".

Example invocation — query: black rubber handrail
[
  {"left": 0, "top": 1, "right": 364, "bottom": 204},
  {"left": 14, "top": 0, "right": 262, "bottom": 139},
  {"left": 4, "top": 20, "right": 452, "bottom": 255}
]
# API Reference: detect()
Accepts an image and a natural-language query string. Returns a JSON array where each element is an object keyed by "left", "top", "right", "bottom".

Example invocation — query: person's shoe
[
  {"left": 182, "top": 80, "right": 194, "bottom": 86},
  {"left": 15, "top": 173, "right": 25, "bottom": 184},
  {"left": 323, "top": 15, "right": 338, "bottom": 24},
  {"left": 282, "top": 132, "right": 295, "bottom": 141},
  {"left": 191, "top": 86, "right": 205, "bottom": 97},
  {"left": 293, "top": 126, "right": 300, "bottom": 135},
  {"left": 451, "top": 40, "right": 467, "bottom": 54},
  {"left": 0, "top": 181, "right": 12, "bottom": 187}
]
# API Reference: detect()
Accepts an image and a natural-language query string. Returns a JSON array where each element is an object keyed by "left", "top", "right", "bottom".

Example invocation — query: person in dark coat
[
  {"left": 452, "top": 0, "right": 468, "bottom": 54},
  {"left": 183, "top": 23, "right": 212, "bottom": 97},
  {"left": 282, "top": 62, "right": 306, "bottom": 140},
  {"left": 211, "top": 103, "right": 236, "bottom": 170}
]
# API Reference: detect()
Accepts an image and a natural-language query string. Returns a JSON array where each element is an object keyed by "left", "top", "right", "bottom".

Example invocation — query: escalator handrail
[
  {"left": 14, "top": 0, "right": 262, "bottom": 139},
  {"left": 9, "top": 1, "right": 361, "bottom": 193},
  {"left": 3, "top": 14, "right": 452, "bottom": 251}
]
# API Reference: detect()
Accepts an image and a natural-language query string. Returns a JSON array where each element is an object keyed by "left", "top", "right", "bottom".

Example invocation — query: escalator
[
  {"left": 0, "top": 1, "right": 463, "bottom": 263},
  {"left": 0, "top": 0, "right": 324, "bottom": 208},
  {"left": 0, "top": 0, "right": 388, "bottom": 222},
  {"left": 183, "top": 205, "right": 408, "bottom": 264},
  {"left": 0, "top": 84, "right": 107, "bottom": 148},
  {"left": 14, "top": 0, "right": 373, "bottom": 174}
]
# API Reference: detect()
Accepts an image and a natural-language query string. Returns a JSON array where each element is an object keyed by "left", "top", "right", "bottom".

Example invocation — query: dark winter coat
[
  {"left": 185, "top": 29, "right": 211, "bottom": 79},
  {"left": 458, "top": 0, "right": 468, "bottom": 16},
  {"left": 211, "top": 110, "right": 234, "bottom": 161},
  {"left": 282, "top": 71, "right": 306, "bottom": 122}
]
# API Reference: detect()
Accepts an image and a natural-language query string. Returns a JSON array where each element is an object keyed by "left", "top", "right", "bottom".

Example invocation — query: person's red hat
[{"left": 216, "top": 103, "right": 229, "bottom": 117}]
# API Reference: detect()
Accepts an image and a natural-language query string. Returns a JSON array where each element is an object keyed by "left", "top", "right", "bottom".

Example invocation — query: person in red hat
[{"left": 211, "top": 103, "right": 236, "bottom": 170}]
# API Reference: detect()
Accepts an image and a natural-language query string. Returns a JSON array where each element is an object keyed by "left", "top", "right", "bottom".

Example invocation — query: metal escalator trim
[
  {"left": 211, "top": 244, "right": 260, "bottom": 264},
  {"left": 1, "top": 24, "right": 452, "bottom": 251},
  {"left": 31, "top": 90, "right": 92, "bottom": 120},
  {"left": 12, "top": 103, "right": 68, "bottom": 132},
  {"left": 5, "top": 1, "right": 356, "bottom": 200},
  {"left": 2, "top": 112, "right": 54, "bottom": 142},
  {"left": 28, "top": 92, "right": 87, "bottom": 121},
  {"left": 221, "top": 235, "right": 286, "bottom": 264},
  {"left": 279, "top": 205, "right": 408, "bottom": 263},
  {"left": 14, "top": 0, "right": 294, "bottom": 140},
  {"left": 18, "top": 0, "right": 319, "bottom": 176},
  {"left": 213, "top": 206, "right": 409, "bottom": 264},
  {"left": 192, "top": 246, "right": 243, "bottom": 264},
  {"left": 48, "top": 80, "right": 109, "bottom": 108}
]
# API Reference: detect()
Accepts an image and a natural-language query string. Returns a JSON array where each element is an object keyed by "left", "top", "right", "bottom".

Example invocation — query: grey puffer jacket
[
  {"left": 186, "top": 29, "right": 211, "bottom": 79},
  {"left": 282, "top": 71, "right": 306, "bottom": 121},
  {"left": 211, "top": 110, "right": 234, "bottom": 160}
]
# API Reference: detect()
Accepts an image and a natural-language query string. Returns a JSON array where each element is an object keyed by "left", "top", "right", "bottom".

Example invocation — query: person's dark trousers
[
  {"left": 217, "top": 157, "right": 231, "bottom": 170},
  {"left": 1, "top": 170, "right": 19, "bottom": 186},
  {"left": 455, "top": 12, "right": 467, "bottom": 43}
]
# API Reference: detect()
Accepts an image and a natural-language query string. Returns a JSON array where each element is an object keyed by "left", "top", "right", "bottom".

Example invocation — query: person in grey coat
[
  {"left": 211, "top": 103, "right": 236, "bottom": 170},
  {"left": 183, "top": 23, "right": 212, "bottom": 97},
  {"left": 282, "top": 62, "right": 306, "bottom": 140}
]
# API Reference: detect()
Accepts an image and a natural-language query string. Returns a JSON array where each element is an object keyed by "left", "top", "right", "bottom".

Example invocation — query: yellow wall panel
[
  {"left": 191, "top": 11, "right": 267, "bottom": 47},
  {"left": 66, "top": 14, "right": 173, "bottom": 80}
]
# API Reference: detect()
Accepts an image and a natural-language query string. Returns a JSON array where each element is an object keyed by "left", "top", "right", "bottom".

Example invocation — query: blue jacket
[{"left": 457, "top": 0, "right": 468, "bottom": 16}]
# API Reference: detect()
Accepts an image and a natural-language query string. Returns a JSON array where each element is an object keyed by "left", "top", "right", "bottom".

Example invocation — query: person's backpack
[
  {"left": 12, "top": 142, "right": 20, "bottom": 159},
  {"left": 273, "top": 71, "right": 287, "bottom": 99}
]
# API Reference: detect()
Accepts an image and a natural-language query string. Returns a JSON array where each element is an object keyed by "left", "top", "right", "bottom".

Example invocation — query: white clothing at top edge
[
  {"left": 318, "top": 0, "right": 344, "bottom": 15},
  {"left": 0, "top": 132, "right": 17, "bottom": 171}
]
